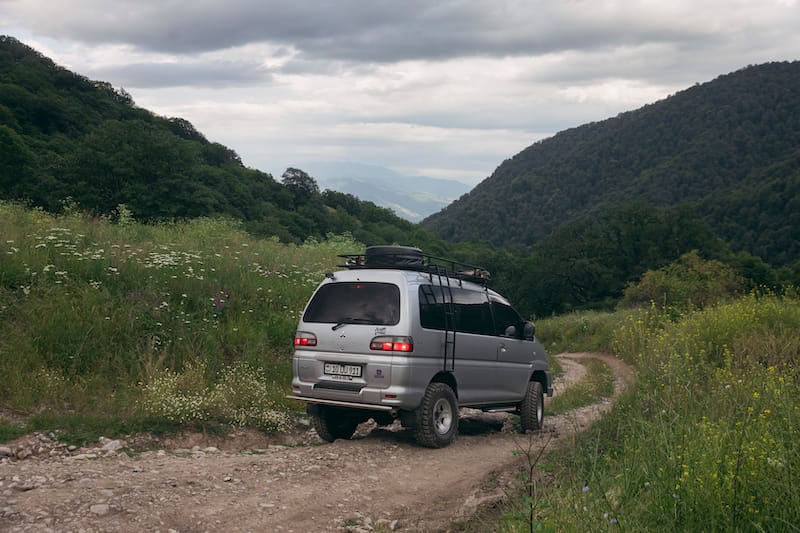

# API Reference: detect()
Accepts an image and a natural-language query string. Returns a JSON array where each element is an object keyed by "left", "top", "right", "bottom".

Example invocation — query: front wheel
[
  {"left": 520, "top": 381, "right": 544, "bottom": 432},
  {"left": 414, "top": 382, "right": 458, "bottom": 448},
  {"left": 310, "top": 406, "right": 360, "bottom": 442}
]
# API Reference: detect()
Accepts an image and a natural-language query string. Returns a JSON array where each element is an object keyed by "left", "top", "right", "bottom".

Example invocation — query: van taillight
[
  {"left": 294, "top": 332, "right": 317, "bottom": 347},
  {"left": 370, "top": 336, "right": 413, "bottom": 352}
]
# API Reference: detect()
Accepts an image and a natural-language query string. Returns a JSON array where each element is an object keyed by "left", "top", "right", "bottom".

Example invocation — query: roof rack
[{"left": 338, "top": 245, "right": 491, "bottom": 285}]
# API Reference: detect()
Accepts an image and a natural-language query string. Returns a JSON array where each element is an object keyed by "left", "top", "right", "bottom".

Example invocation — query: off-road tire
[
  {"left": 414, "top": 382, "right": 458, "bottom": 448},
  {"left": 520, "top": 380, "right": 544, "bottom": 432},
  {"left": 312, "top": 406, "right": 360, "bottom": 442}
]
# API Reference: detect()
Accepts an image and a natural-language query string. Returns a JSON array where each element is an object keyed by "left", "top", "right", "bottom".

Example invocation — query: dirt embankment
[{"left": 0, "top": 353, "right": 633, "bottom": 532}]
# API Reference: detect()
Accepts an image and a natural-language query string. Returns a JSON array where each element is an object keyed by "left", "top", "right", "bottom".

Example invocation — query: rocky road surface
[{"left": 0, "top": 353, "right": 633, "bottom": 533}]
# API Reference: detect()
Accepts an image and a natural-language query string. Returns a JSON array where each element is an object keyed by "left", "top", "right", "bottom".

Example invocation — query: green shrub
[{"left": 619, "top": 250, "right": 744, "bottom": 311}]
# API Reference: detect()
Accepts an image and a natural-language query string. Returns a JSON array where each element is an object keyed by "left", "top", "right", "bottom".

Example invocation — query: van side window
[
  {"left": 491, "top": 299, "right": 524, "bottom": 337},
  {"left": 455, "top": 288, "right": 494, "bottom": 335},
  {"left": 418, "top": 285, "right": 493, "bottom": 336},
  {"left": 419, "top": 285, "right": 446, "bottom": 330}
]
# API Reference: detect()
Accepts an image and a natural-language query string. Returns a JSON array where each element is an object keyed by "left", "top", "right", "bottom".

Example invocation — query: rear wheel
[
  {"left": 414, "top": 382, "right": 458, "bottom": 448},
  {"left": 520, "top": 381, "right": 544, "bottom": 432},
  {"left": 310, "top": 406, "right": 360, "bottom": 442}
]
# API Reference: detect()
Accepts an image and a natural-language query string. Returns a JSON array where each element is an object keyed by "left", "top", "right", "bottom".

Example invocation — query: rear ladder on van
[
  {"left": 434, "top": 266, "right": 457, "bottom": 372},
  {"left": 338, "top": 246, "right": 492, "bottom": 373}
]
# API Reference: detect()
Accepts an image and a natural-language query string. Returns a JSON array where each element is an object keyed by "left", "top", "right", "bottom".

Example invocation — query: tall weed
[
  {"left": 0, "top": 201, "right": 359, "bottom": 430},
  {"left": 518, "top": 293, "right": 800, "bottom": 531}
]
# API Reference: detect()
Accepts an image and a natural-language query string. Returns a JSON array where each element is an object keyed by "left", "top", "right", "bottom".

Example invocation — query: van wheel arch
[{"left": 430, "top": 371, "right": 458, "bottom": 398}]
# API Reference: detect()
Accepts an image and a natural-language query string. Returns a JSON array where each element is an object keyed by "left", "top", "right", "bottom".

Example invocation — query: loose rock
[{"left": 90, "top": 503, "right": 110, "bottom": 516}]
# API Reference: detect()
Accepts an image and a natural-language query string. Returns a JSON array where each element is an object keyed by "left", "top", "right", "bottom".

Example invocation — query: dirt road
[{"left": 0, "top": 353, "right": 633, "bottom": 532}]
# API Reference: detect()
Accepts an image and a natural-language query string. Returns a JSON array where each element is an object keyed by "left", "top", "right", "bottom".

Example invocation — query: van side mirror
[{"left": 523, "top": 321, "right": 535, "bottom": 340}]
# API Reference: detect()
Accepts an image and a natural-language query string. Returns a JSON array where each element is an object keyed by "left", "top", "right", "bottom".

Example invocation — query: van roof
[{"left": 326, "top": 267, "right": 508, "bottom": 304}]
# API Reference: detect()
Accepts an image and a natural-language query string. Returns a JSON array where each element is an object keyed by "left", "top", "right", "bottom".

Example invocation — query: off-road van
[{"left": 288, "top": 246, "right": 552, "bottom": 448}]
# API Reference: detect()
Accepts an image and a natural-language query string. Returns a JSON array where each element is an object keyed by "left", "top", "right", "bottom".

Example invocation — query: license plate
[{"left": 324, "top": 363, "right": 362, "bottom": 377}]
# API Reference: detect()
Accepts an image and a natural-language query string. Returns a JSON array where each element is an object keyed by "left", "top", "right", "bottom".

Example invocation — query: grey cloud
[
  {"left": 10, "top": 0, "right": 798, "bottom": 66},
  {"left": 275, "top": 56, "right": 356, "bottom": 77},
  {"left": 88, "top": 60, "right": 273, "bottom": 88},
  {"left": 353, "top": 102, "right": 615, "bottom": 136},
  {"left": 9, "top": 1, "right": 426, "bottom": 57}
]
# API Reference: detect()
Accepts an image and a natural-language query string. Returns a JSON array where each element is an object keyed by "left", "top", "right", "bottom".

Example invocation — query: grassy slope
[
  {"left": 499, "top": 297, "right": 800, "bottom": 531},
  {"left": 0, "top": 201, "right": 356, "bottom": 438}
]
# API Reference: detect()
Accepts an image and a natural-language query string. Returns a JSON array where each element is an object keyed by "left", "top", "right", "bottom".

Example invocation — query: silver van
[{"left": 288, "top": 246, "right": 552, "bottom": 448}]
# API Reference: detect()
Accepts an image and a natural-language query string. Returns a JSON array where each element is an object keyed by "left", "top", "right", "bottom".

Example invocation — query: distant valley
[{"left": 301, "top": 162, "right": 472, "bottom": 222}]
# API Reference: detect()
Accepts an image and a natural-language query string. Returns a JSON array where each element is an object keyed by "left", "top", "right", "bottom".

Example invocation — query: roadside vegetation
[
  {"left": 499, "top": 292, "right": 800, "bottom": 531},
  {"left": 3, "top": 200, "right": 799, "bottom": 530},
  {"left": 0, "top": 201, "right": 355, "bottom": 441}
]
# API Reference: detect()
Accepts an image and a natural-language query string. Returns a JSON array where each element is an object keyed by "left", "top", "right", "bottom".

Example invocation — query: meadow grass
[
  {"left": 0, "top": 201, "right": 358, "bottom": 440},
  {"left": 500, "top": 293, "right": 800, "bottom": 532},
  {"left": 0, "top": 420, "right": 26, "bottom": 442},
  {"left": 536, "top": 309, "right": 631, "bottom": 355}
]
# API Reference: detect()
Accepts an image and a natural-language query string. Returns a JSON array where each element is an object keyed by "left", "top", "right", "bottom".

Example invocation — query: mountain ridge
[{"left": 421, "top": 61, "right": 800, "bottom": 266}]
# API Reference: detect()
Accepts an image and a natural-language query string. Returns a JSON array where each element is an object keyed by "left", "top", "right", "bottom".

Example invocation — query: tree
[
  {"left": 281, "top": 167, "right": 320, "bottom": 195},
  {"left": 167, "top": 117, "right": 206, "bottom": 142}
]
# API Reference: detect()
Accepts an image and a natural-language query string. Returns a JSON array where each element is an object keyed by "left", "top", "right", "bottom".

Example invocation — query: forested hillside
[
  {"left": 2, "top": 36, "right": 798, "bottom": 316},
  {"left": 422, "top": 61, "right": 800, "bottom": 267},
  {"left": 0, "top": 36, "right": 441, "bottom": 250}
]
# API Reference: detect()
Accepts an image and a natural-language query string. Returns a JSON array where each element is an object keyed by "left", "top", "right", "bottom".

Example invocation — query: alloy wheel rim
[{"left": 433, "top": 398, "right": 453, "bottom": 434}]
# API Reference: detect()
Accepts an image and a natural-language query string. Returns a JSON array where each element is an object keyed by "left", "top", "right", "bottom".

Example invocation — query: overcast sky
[{"left": 2, "top": 1, "right": 799, "bottom": 184}]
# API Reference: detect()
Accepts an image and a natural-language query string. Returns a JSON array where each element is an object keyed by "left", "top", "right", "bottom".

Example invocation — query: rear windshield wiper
[{"left": 332, "top": 317, "right": 374, "bottom": 330}]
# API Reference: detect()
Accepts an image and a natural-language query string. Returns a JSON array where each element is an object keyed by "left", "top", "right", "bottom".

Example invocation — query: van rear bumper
[{"left": 285, "top": 395, "right": 395, "bottom": 412}]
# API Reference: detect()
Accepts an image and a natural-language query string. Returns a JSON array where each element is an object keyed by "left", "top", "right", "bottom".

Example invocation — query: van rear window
[{"left": 303, "top": 282, "right": 400, "bottom": 325}]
